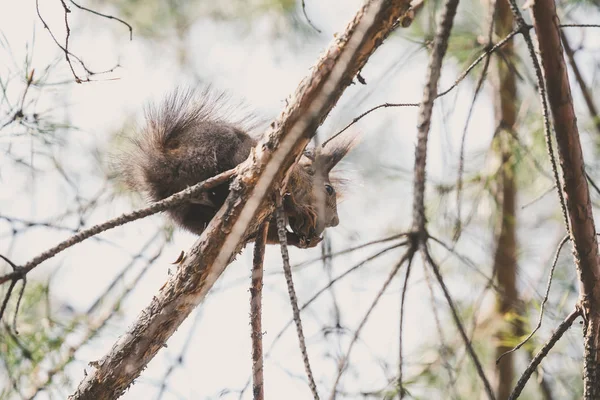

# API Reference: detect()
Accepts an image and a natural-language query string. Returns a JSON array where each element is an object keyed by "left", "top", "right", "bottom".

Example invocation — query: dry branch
[
  {"left": 530, "top": 2, "right": 600, "bottom": 397},
  {"left": 411, "top": 0, "right": 459, "bottom": 233},
  {"left": 275, "top": 196, "right": 319, "bottom": 399},
  {"left": 508, "top": 309, "right": 581, "bottom": 400},
  {"left": 68, "top": 1, "right": 412, "bottom": 398},
  {"left": 250, "top": 223, "right": 268, "bottom": 400}
]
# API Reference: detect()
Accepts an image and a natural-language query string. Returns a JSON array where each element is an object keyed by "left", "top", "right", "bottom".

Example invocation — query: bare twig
[
  {"left": 424, "top": 248, "right": 496, "bottom": 399},
  {"left": 238, "top": 242, "right": 407, "bottom": 399},
  {"left": 508, "top": 309, "right": 581, "bottom": 400},
  {"left": 454, "top": 50, "right": 493, "bottom": 242},
  {"left": 68, "top": 0, "right": 133, "bottom": 40},
  {"left": 270, "top": 244, "right": 405, "bottom": 347},
  {"left": 559, "top": 24, "right": 600, "bottom": 28},
  {"left": 329, "top": 249, "right": 413, "bottom": 400},
  {"left": 505, "top": 1, "right": 570, "bottom": 234},
  {"left": 0, "top": 169, "right": 235, "bottom": 286},
  {"left": 322, "top": 29, "right": 520, "bottom": 148},
  {"left": 251, "top": 223, "right": 269, "bottom": 400},
  {"left": 301, "top": 0, "right": 322, "bottom": 33},
  {"left": 290, "top": 232, "right": 408, "bottom": 270},
  {"left": 0, "top": 254, "right": 21, "bottom": 323},
  {"left": 412, "top": 0, "right": 460, "bottom": 232},
  {"left": 497, "top": 235, "right": 569, "bottom": 363},
  {"left": 275, "top": 196, "right": 319, "bottom": 399},
  {"left": 397, "top": 253, "right": 414, "bottom": 398}
]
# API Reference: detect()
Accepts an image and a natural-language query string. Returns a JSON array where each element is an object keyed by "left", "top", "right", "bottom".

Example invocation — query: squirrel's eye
[{"left": 325, "top": 184, "right": 335, "bottom": 196}]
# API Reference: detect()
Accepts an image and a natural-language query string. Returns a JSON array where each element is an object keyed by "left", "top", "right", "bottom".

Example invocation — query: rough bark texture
[
  {"left": 411, "top": 0, "right": 459, "bottom": 233},
  {"left": 69, "top": 1, "right": 412, "bottom": 399},
  {"left": 491, "top": 1, "right": 518, "bottom": 398},
  {"left": 531, "top": 2, "right": 600, "bottom": 397},
  {"left": 251, "top": 223, "right": 268, "bottom": 400}
]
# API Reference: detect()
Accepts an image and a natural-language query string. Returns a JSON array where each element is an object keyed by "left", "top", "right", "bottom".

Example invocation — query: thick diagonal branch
[{"left": 69, "top": 1, "right": 412, "bottom": 399}]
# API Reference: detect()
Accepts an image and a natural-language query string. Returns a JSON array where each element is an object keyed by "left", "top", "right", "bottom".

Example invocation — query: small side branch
[
  {"left": 497, "top": 235, "right": 569, "bottom": 363},
  {"left": 275, "top": 196, "right": 319, "bottom": 399},
  {"left": 508, "top": 309, "right": 581, "bottom": 400},
  {"left": 397, "top": 253, "right": 413, "bottom": 397},
  {"left": 412, "top": 0, "right": 460, "bottom": 232},
  {"left": 329, "top": 249, "right": 414, "bottom": 399},
  {"left": 0, "top": 169, "right": 236, "bottom": 286},
  {"left": 423, "top": 248, "right": 496, "bottom": 399},
  {"left": 250, "top": 223, "right": 269, "bottom": 400}
]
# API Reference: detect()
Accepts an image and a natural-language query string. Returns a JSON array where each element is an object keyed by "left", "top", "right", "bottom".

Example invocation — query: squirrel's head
[{"left": 285, "top": 137, "right": 354, "bottom": 247}]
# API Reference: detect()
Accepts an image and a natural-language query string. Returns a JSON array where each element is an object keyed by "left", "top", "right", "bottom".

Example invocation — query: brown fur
[{"left": 118, "top": 87, "right": 353, "bottom": 248}]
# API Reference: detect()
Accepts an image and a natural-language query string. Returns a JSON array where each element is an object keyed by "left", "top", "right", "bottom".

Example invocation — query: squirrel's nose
[{"left": 330, "top": 215, "right": 339, "bottom": 227}]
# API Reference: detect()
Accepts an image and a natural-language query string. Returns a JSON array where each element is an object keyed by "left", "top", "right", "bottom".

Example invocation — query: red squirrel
[{"left": 118, "top": 87, "right": 352, "bottom": 248}]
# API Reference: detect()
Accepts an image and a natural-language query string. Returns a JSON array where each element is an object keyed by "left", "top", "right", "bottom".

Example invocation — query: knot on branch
[{"left": 0, "top": 255, "right": 27, "bottom": 330}]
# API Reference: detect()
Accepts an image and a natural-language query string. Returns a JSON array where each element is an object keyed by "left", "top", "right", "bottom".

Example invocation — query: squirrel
[{"left": 118, "top": 87, "right": 352, "bottom": 248}]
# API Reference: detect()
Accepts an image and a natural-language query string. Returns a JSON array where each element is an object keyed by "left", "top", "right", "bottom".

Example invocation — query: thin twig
[
  {"left": 301, "top": 0, "right": 321, "bottom": 33},
  {"left": 329, "top": 249, "right": 413, "bottom": 400},
  {"left": 506, "top": 0, "right": 570, "bottom": 235},
  {"left": 454, "top": 48, "right": 493, "bottom": 242},
  {"left": 412, "top": 0, "right": 460, "bottom": 232},
  {"left": 424, "top": 248, "right": 496, "bottom": 399},
  {"left": 497, "top": 235, "right": 570, "bottom": 363},
  {"left": 251, "top": 222, "right": 269, "bottom": 400},
  {"left": 397, "top": 254, "right": 414, "bottom": 398},
  {"left": 269, "top": 243, "right": 405, "bottom": 352},
  {"left": 238, "top": 242, "right": 407, "bottom": 399},
  {"left": 275, "top": 195, "right": 319, "bottom": 399},
  {"left": 322, "top": 29, "right": 521, "bottom": 148},
  {"left": 559, "top": 24, "right": 600, "bottom": 28},
  {"left": 68, "top": 0, "right": 133, "bottom": 40},
  {"left": 290, "top": 232, "right": 409, "bottom": 271},
  {"left": 508, "top": 309, "right": 581, "bottom": 400},
  {"left": 0, "top": 168, "right": 235, "bottom": 285},
  {"left": 12, "top": 277, "right": 26, "bottom": 333}
]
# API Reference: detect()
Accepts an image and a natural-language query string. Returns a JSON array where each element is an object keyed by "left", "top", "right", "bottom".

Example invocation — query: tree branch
[
  {"left": 68, "top": 1, "right": 412, "bottom": 398},
  {"left": 508, "top": 309, "right": 580, "bottom": 400},
  {"left": 529, "top": 2, "right": 600, "bottom": 397},
  {"left": 250, "top": 223, "right": 268, "bottom": 400},
  {"left": 412, "top": 0, "right": 459, "bottom": 232}
]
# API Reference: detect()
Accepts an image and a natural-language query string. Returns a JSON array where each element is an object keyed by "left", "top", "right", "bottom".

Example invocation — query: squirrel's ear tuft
[{"left": 318, "top": 135, "right": 357, "bottom": 172}]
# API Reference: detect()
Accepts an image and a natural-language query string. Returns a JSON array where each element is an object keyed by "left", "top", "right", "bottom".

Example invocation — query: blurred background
[{"left": 1, "top": 0, "right": 600, "bottom": 398}]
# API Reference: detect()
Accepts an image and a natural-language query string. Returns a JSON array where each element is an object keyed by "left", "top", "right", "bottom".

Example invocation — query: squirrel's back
[{"left": 120, "top": 87, "right": 257, "bottom": 234}]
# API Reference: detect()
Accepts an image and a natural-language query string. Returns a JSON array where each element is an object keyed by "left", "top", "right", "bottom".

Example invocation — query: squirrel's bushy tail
[{"left": 117, "top": 86, "right": 258, "bottom": 234}]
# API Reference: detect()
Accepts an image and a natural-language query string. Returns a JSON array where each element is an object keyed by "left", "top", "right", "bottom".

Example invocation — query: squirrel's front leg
[{"left": 265, "top": 220, "right": 321, "bottom": 248}]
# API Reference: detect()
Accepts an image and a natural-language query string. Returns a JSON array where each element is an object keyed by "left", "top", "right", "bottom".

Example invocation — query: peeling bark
[
  {"left": 530, "top": 2, "right": 600, "bottom": 397},
  {"left": 68, "top": 1, "right": 412, "bottom": 399}
]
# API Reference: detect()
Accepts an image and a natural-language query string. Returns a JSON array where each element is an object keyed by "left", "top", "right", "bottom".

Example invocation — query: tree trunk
[
  {"left": 530, "top": 2, "right": 600, "bottom": 397},
  {"left": 490, "top": 1, "right": 518, "bottom": 399}
]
